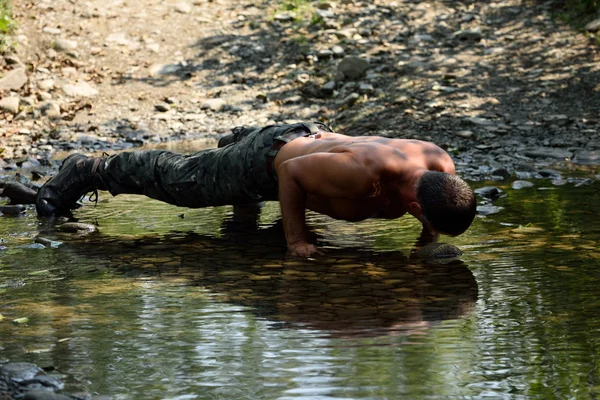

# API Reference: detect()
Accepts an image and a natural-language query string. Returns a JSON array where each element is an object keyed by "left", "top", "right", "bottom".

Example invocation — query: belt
[{"left": 265, "top": 139, "right": 289, "bottom": 181}]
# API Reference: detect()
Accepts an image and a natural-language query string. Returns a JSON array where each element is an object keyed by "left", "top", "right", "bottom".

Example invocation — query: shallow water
[{"left": 1, "top": 179, "right": 599, "bottom": 399}]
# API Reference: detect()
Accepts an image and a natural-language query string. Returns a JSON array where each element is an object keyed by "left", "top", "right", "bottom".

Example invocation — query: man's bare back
[{"left": 274, "top": 131, "right": 457, "bottom": 257}]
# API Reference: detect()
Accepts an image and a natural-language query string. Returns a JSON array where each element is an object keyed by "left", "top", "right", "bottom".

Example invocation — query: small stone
[
  {"left": 456, "top": 130, "right": 474, "bottom": 138},
  {"left": 339, "top": 92, "right": 360, "bottom": 107},
  {"left": 38, "top": 79, "right": 55, "bottom": 91},
  {"left": 200, "top": 98, "right": 227, "bottom": 111},
  {"left": 585, "top": 18, "right": 600, "bottom": 32},
  {"left": 331, "top": 45, "right": 345, "bottom": 57},
  {"left": 523, "top": 147, "right": 572, "bottom": 160},
  {"left": 454, "top": 28, "right": 482, "bottom": 41},
  {"left": 155, "top": 102, "right": 170, "bottom": 112},
  {"left": 358, "top": 82, "right": 374, "bottom": 94},
  {"left": 274, "top": 12, "right": 295, "bottom": 22},
  {"left": 322, "top": 80, "right": 336, "bottom": 95},
  {"left": 175, "top": 2, "right": 192, "bottom": 14},
  {"left": 512, "top": 180, "right": 534, "bottom": 190},
  {"left": 336, "top": 56, "right": 370, "bottom": 81},
  {"left": 62, "top": 80, "right": 99, "bottom": 97},
  {"left": 573, "top": 150, "right": 599, "bottom": 165},
  {"left": 0, "top": 68, "right": 28, "bottom": 91},
  {"left": 538, "top": 169, "right": 562, "bottom": 179},
  {"left": 0, "top": 96, "right": 20, "bottom": 114},
  {"left": 40, "top": 102, "right": 61, "bottom": 118},
  {"left": 55, "top": 38, "right": 78, "bottom": 51},
  {"left": 42, "top": 26, "right": 62, "bottom": 35},
  {"left": 474, "top": 186, "right": 503, "bottom": 200},
  {"left": 477, "top": 205, "right": 504, "bottom": 216},
  {"left": 317, "top": 49, "right": 334, "bottom": 58},
  {"left": 38, "top": 91, "right": 53, "bottom": 101}
]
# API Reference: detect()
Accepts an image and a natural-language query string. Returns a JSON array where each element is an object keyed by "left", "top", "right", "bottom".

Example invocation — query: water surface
[{"left": 1, "top": 180, "right": 599, "bottom": 399}]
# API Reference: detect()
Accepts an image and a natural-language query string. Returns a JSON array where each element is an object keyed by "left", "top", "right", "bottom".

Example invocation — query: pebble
[
  {"left": 477, "top": 205, "right": 504, "bottom": 216},
  {"left": 201, "top": 98, "right": 227, "bottom": 111},
  {"left": 0, "top": 67, "right": 28, "bottom": 91},
  {"left": 523, "top": 147, "right": 572, "bottom": 160},
  {"left": 512, "top": 180, "right": 534, "bottom": 190},
  {"left": 175, "top": 2, "right": 193, "bottom": 14},
  {"left": 456, "top": 130, "right": 474, "bottom": 138},
  {"left": 40, "top": 102, "right": 61, "bottom": 118},
  {"left": 585, "top": 18, "right": 600, "bottom": 32},
  {"left": 0, "top": 96, "right": 20, "bottom": 114},
  {"left": 54, "top": 38, "right": 78, "bottom": 51},
  {"left": 0, "top": 204, "right": 26, "bottom": 215},
  {"left": 61, "top": 81, "right": 99, "bottom": 97},
  {"left": 337, "top": 56, "right": 370, "bottom": 80},
  {"left": 331, "top": 45, "right": 345, "bottom": 57},
  {"left": 339, "top": 92, "right": 360, "bottom": 107},
  {"left": 474, "top": 186, "right": 504, "bottom": 200},
  {"left": 155, "top": 103, "right": 171, "bottom": 112},
  {"left": 57, "top": 222, "right": 98, "bottom": 233}
]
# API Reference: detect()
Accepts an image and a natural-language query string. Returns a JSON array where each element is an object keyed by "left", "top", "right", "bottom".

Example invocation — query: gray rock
[
  {"left": 40, "top": 102, "right": 61, "bottom": 118},
  {"left": 456, "top": 130, "right": 474, "bottom": 138},
  {"left": 149, "top": 63, "right": 182, "bottom": 76},
  {"left": 54, "top": 38, "right": 78, "bottom": 51},
  {"left": 573, "top": 150, "right": 599, "bottom": 165},
  {"left": 454, "top": 28, "right": 482, "bottom": 41},
  {"left": 358, "top": 82, "right": 374, "bottom": 94},
  {"left": 337, "top": 56, "right": 370, "bottom": 80},
  {"left": 317, "top": 49, "right": 334, "bottom": 58},
  {"left": 42, "top": 27, "right": 61, "bottom": 35},
  {"left": 62, "top": 81, "right": 99, "bottom": 97},
  {"left": 474, "top": 186, "right": 503, "bottom": 200},
  {"left": 0, "top": 96, "right": 20, "bottom": 114},
  {"left": 0, "top": 68, "right": 28, "bottom": 91},
  {"left": 38, "top": 79, "right": 55, "bottom": 91},
  {"left": 338, "top": 92, "right": 360, "bottom": 107},
  {"left": 201, "top": 98, "right": 227, "bottom": 111},
  {"left": 322, "top": 80, "right": 336, "bottom": 96},
  {"left": 491, "top": 167, "right": 511, "bottom": 179},
  {"left": 512, "top": 180, "right": 534, "bottom": 190},
  {"left": 523, "top": 147, "right": 572, "bottom": 160},
  {"left": 175, "top": 2, "right": 192, "bottom": 14},
  {"left": 477, "top": 205, "right": 504, "bottom": 216},
  {"left": 538, "top": 169, "right": 562, "bottom": 179},
  {"left": 155, "top": 102, "right": 170, "bottom": 112},
  {"left": 274, "top": 12, "right": 294, "bottom": 22},
  {"left": 585, "top": 18, "right": 600, "bottom": 32},
  {"left": 331, "top": 45, "right": 345, "bottom": 57}
]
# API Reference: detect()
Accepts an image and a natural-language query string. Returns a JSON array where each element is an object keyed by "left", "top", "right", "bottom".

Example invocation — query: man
[{"left": 36, "top": 122, "right": 477, "bottom": 257}]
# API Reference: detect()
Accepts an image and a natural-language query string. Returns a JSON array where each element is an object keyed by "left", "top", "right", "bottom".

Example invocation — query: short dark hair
[{"left": 415, "top": 172, "right": 477, "bottom": 236}]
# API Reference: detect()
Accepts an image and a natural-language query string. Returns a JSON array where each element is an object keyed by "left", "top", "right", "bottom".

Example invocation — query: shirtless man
[{"left": 36, "top": 122, "right": 476, "bottom": 257}]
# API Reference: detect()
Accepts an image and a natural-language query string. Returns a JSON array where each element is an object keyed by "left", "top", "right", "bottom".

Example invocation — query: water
[{"left": 1, "top": 179, "right": 599, "bottom": 399}]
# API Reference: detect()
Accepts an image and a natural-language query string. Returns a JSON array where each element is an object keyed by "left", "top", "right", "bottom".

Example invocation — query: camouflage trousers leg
[{"left": 99, "top": 150, "right": 198, "bottom": 207}]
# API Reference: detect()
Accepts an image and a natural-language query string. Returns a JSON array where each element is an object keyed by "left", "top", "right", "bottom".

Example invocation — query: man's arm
[{"left": 277, "top": 152, "right": 378, "bottom": 257}]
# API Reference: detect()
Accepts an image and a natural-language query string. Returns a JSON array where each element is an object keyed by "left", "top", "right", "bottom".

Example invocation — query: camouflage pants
[{"left": 99, "top": 122, "right": 328, "bottom": 208}]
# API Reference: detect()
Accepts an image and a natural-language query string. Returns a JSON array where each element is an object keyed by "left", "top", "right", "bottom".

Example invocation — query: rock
[
  {"left": 331, "top": 45, "right": 345, "bottom": 57},
  {"left": 413, "top": 242, "right": 463, "bottom": 260},
  {"left": 338, "top": 92, "right": 360, "bottom": 107},
  {"left": 174, "top": 2, "right": 192, "bottom": 14},
  {"left": 336, "top": 56, "right": 370, "bottom": 80},
  {"left": 538, "top": 169, "right": 562, "bottom": 179},
  {"left": 274, "top": 12, "right": 295, "bottom": 22},
  {"left": 54, "top": 38, "right": 78, "bottom": 51},
  {"left": 456, "top": 130, "right": 474, "bottom": 138},
  {"left": 512, "top": 180, "right": 534, "bottom": 190},
  {"left": 155, "top": 102, "right": 170, "bottom": 112},
  {"left": 38, "top": 79, "right": 55, "bottom": 91},
  {"left": 0, "top": 204, "right": 26, "bottom": 215},
  {"left": 200, "top": 98, "right": 227, "bottom": 111},
  {"left": 573, "top": 150, "right": 599, "bottom": 165},
  {"left": 585, "top": 18, "right": 600, "bottom": 32},
  {"left": 477, "top": 205, "right": 504, "bottom": 216},
  {"left": 42, "top": 27, "right": 61, "bottom": 35},
  {"left": 454, "top": 28, "right": 482, "bottom": 41},
  {"left": 40, "top": 102, "right": 61, "bottom": 118},
  {"left": 491, "top": 167, "right": 511, "bottom": 180},
  {"left": 474, "top": 186, "right": 504, "bottom": 201},
  {"left": 61, "top": 81, "right": 99, "bottom": 97},
  {"left": 149, "top": 63, "right": 182, "bottom": 76},
  {"left": 322, "top": 80, "right": 336, "bottom": 95},
  {"left": 358, "top": 82, "right": 374, "bottom": 94},
  {"left": 0, "top": 68, "right": 28, "bottom": 91},
  {"left": 57, "top": 222, "right": 97, "bottom": 233},
  {"left": 0, "top": 96, "right": 20, "bottom": 114},
  {"left": 523, "top": 147, "right": 572, "bottom": 160},
  {"left": 317, "top": 49, "right": 334, "bottom": 58},
  {"left": 24, "top": 389, "right": 73, "bottom": 400},
  {"left": 1, "top": 182, "right": 37, "bottom": 204},
  {"left": 34, "top": 237, "right": 62, "bottom": 248}
]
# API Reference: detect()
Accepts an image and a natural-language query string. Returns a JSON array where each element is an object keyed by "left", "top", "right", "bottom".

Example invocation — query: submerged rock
[
  {"left": 413, "top": 242, "right": 463, "bottom": 260},
  {"left": 57, "top": 222, "right": 97, "bottom": 233}
]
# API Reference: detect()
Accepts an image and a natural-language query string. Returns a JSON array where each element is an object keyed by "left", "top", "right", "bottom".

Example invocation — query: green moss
[{"left": 0, "top": 0, "right": 14, "bottom": 52}]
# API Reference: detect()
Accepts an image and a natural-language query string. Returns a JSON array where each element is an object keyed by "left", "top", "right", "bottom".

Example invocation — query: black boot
[{"left": 36, "top": 154, "right": 106, "bottom": 217}]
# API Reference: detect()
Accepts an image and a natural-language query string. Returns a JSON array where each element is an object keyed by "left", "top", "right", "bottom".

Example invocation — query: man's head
[{"left": 412, "top": 171, "right": 477, "bottom": 236}]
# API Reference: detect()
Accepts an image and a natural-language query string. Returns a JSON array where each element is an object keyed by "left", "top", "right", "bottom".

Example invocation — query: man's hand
[{"left": 288, "top": 241, "right": 324, "bottom": 257}]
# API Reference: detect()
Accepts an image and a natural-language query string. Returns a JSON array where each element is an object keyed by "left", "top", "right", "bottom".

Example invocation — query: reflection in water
[{"left": 58, "top": 219, "right": 477, "bottom": 338}]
